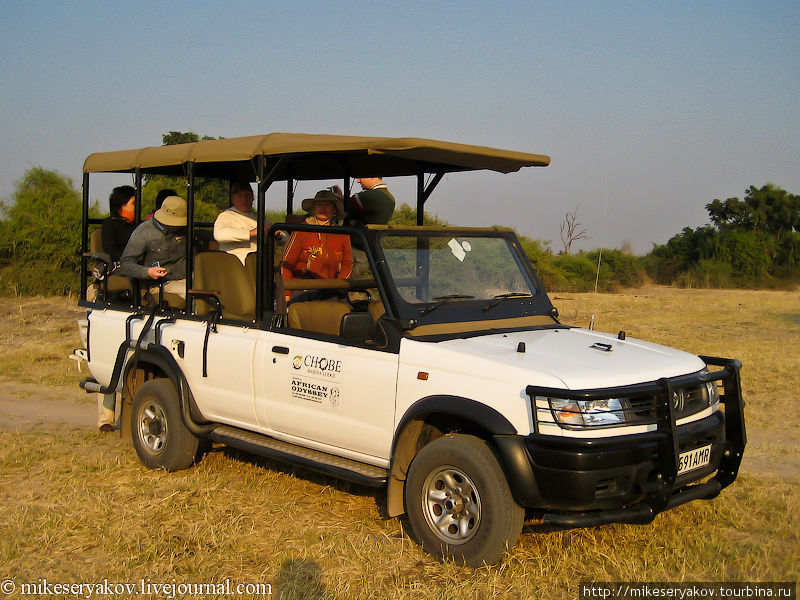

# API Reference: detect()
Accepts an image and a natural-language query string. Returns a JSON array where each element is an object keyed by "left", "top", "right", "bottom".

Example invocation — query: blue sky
[{"left": 2, "top": 1, "right": 798, "bottom": 253}]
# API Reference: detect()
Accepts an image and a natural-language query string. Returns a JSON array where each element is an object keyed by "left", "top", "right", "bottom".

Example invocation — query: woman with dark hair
[
  {"left": 96, "top": 185, "right": 136, "bottom": 433},
  {"left": 101, "top": 185, "right": 137, "bottom": 262}
]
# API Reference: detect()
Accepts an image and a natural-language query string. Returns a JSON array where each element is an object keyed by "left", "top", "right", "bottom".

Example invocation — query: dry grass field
[{"left": 0, "top": 289, "right": 798, "bottom": 599}]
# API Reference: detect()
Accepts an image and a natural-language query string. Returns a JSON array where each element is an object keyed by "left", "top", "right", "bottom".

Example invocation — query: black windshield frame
[{"left": 369, "top": 228, "right": 555, "bottom": 326}]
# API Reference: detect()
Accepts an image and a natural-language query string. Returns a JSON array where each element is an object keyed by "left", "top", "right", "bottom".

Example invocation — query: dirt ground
[{"left": 0, "top": 381, "right": 95, "bottom": 429}]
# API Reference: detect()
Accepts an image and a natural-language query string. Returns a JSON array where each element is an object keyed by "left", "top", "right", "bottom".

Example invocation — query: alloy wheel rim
[
  {"left": 421, "top": 465, "right": 482, "bottom": 545},
  {"left": 138, "top": 402, "right": 168, "bottom": 454}
]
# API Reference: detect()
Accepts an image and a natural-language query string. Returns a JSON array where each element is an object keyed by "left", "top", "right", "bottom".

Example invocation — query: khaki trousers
[{"left": 96, "top": 392, "right": 118, "bottom": 428}]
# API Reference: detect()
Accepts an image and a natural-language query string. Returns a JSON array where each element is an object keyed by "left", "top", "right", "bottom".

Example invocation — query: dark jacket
[
  {"left": 344, "top": 185, "right": 395, "bottom": 226},
  {"left": 101, "top": 216, "right": 136, "bottom": 262}
]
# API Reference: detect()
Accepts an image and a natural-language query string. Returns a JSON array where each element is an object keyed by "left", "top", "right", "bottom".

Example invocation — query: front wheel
[
  {"left": 404, "top": 434, "right": 524, "bottom": 567},
  {"left": 131, "top": 378, "right": 200, "bottom": 471}
]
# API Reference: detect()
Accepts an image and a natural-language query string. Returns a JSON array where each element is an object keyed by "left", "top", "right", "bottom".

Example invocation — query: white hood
[{"left": 430, "top": 327, "right": 705, "bottom": 390}]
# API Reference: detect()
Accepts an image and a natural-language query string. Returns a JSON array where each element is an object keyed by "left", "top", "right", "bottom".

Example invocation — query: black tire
[
  {"left": 404, "top": 434, "right": 524, "bottom": 567},
  {"left": 131, "top": 378, "right": 200, "bottom": 472}
]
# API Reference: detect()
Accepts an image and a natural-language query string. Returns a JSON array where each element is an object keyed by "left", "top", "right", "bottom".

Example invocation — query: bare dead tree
[
  {"left": 559, "top": 205, "right": 589, "bottom": 255},
  {"left": 620, "top": 239, "right": 634, "bottom": 255}
]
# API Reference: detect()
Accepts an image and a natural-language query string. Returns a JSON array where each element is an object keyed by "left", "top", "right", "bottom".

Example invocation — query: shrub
[
  {"left": 586, "top": 249, "right": 646, "bottom": 289},
  {"left": 0, "top": 168, "right": 88, "bottom": 295},
  {"left": 673, "top": 259, "right": 734, "bottom": 289},
  {"left": 518, "top": 236, "right": 564, "bottom": 291},
  {"left": 553, "top": 253, "right": 610, "bottom": 292}
]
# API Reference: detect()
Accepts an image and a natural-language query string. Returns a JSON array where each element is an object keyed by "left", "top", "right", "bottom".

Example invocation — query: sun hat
[
  {"left": 153, "top": 196, "right": 187, "bottom": 227},
  {"left": 301, "top": 189, "right": 344, "bottom": 218}
]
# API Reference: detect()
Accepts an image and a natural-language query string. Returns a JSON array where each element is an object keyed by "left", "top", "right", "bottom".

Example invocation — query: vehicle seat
[
  {"left": 368, "top": 300, "right": 386, "bottom": 321},
  {"left": 244, "top": 252, "right": 257, "bottom": 289},
  {"left": 89, "top": 227, "right": 102, "bottom": 254},
  {"left": 193, "top": 251, "right": 255, "bottom": 321},
  {"left": 287, "top": 300, "right": 351, "bottom": 336},
  {"left": 89, "top": 228, "right": 131, "bottom": 298},
  {"left": 147, "top": 285, "right": 186, "bottom": 311}
]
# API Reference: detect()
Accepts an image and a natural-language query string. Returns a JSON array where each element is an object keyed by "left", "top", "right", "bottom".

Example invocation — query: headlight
[
  {"left": 706, "top": 381, "right": 720, "bottom": 407},
  {"left": 547, "top": 397, "right": 627, "bottom": 427},
  {"left": 700, "top": 368, "right": 721, "bottom": 410}
]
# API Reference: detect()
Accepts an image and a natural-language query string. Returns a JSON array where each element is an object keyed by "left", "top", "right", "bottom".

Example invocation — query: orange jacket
[{"left": 281, "top": 228, "right": 353, "bottom": 281}]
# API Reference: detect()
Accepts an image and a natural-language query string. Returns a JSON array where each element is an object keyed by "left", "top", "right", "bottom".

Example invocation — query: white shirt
[{"left": 213, "top": 207, "right": 266, "bottom": 265}]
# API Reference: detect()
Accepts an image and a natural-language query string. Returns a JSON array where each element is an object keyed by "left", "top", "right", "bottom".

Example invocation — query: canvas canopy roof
[{"left": 83, "top": 133, "right": 550, "bottom": 180}]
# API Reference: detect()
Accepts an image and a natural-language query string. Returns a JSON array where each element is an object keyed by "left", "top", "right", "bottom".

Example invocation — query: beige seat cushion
[
  {"left": 287, "top": 300, "right": 351, "bottom": 336},
  {"left": 244, "top": 252, "right": 257, "bottom": 288},
  {"left": 193, "top": 251, "right": 255, "bottom": 320},
  {"left": 90, "top": 228, "right": 132, "bottom": 297},
  {"left": 368, "top": 300, "right": 386, "bottom": 321}
]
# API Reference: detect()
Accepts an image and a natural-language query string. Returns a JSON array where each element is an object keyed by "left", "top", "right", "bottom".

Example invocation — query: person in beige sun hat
[
  {"left": 153, "top": 195, "right": 188, "bottom": 226},
  {"left": 300, "top": 188, "right": 345, "bottom": 222},
  {"left": 118, "top": 195, "right": 188, "bottom": 296},
  {"left": 280, "top": 189, "right": 353, "bottom": 301},
  {"left": 98, "top": 196, "right": 188, "bottom": 433}
]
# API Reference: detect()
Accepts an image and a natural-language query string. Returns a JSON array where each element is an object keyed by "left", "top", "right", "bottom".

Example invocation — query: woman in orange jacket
[{"left": 281, "top": 189, "right": 353, "bottom": 290}]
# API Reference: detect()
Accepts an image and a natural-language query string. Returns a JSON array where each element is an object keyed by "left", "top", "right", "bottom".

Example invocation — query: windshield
[{"left": 380, "top": 232, "right": 537, "bottom": 306}]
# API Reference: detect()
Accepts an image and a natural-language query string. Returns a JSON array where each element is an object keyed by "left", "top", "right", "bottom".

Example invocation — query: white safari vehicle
[{"left": 77, "top": 134, "right": 745, "bottom": 566}]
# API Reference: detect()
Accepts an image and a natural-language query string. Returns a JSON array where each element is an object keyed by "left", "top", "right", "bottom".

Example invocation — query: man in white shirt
[{"left": 213, "top": 181, "right": 270, "bottom": 264}]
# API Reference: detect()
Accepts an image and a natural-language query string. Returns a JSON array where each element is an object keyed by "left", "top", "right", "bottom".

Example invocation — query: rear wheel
[
  {"left": 131, "top": 378, "right": 199, "bottom": 471},
  {"left": 404, "top": 434, "right": 524, "bottom": 566}
]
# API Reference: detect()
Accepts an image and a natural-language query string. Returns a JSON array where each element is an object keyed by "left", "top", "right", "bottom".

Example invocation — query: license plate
[{"left": 678, "top": 444, "right": 712, "bottom": 475}]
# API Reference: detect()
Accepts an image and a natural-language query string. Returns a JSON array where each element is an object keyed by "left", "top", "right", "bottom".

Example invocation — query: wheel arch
[
  {"left": 119, "top": 344, "right": 213, "bottom": 440},
  {"left": 386, "top": 395, "right": 518, "bottom": 517}
]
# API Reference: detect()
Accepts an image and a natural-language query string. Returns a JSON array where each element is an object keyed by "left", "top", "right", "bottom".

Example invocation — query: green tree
[
  {"left": 162, "top": 131, "right": 215, "bottom": 145},
  {"left": 705, "top": 184, "right": 800, "bottom": 239},
  {"left": 389, "top": 203, "right": 449, "bottom": 227},
  {"left": 705, "top": 197, "right": 751, "bottom": 230},
  {"left": 0, "top": 167, "right": 97, "bottom": 295},
  {"left": 743, "top": 184, "right": 800, "bottom": 239},
  {"left": 650, "top": 183, "right": 800, "bottom": 288}
]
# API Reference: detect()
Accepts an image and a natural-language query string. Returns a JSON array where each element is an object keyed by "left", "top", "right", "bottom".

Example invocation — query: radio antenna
[{"left": 589, "top": 177, "right": 608, "bottom": 330}]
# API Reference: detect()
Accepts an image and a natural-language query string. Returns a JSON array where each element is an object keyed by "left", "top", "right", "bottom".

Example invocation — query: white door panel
[
  {"left": 87, "top": 309, "right": 130, "bottom": 386},
  {"left": 165, "top": 321, "right": 259, "bottom": 429},
  {"left": 255, "top": 332, "right": 398, "bottom": 460}
]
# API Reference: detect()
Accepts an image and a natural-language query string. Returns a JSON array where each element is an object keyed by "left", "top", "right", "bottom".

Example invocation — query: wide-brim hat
[
  {"left": 154, "top": 196, "right": 187, "bottom": 227},
  {"left": 301, "top": 189, "right": 344, "bottom": 218}
]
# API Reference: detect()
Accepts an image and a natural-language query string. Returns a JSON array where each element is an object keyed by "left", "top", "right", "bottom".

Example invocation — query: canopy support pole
[
  {"left": 286, "top": 178, "right": 294, "bottom": 216},
  {"left": 415, "top": 172, "right": 444, "bottom": 225},
  {"left": 134, "top": 168, "right": 142, "bottom": 224},
  {"left": 185, "top": 162, "right": 195, "bottom": 301},
  {"left": 257, "top": 155, "right": 288, "bottom": 321},
  {"left": 80, "top": 173, "right": 89, "bottom": 302},
  {"left": 416, "top": 174, "right": 424, "bottom": 226}
]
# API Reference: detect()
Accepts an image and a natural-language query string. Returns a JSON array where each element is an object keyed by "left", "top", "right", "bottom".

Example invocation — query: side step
[{"left": 210, "top": 425, "right": 388, "bottom": 487}]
